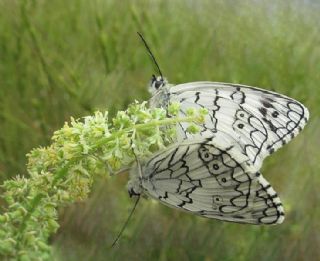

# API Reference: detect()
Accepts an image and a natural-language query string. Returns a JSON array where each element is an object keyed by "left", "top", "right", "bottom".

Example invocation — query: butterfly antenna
[
  {"left": 111, "top": 195, "right": 140, "bottom": 248},
  {"left": 137, "top": 32, "right": 163, "bottom": 79}
]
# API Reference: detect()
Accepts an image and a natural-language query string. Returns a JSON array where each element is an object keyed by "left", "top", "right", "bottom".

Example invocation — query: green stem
[
  {"left": 16, "top": 193, "right": 45, "bottom": 257},
  {"left": 93, "top": 115, "right": 197, "bottom": 148}
]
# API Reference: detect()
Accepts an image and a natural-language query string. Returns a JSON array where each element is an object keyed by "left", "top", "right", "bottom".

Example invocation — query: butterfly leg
[{"left": 127, "top": 150, "right": 144, "bottom": 197}]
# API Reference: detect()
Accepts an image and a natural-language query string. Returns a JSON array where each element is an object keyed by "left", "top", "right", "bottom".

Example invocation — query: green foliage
[
  {"left": 0, "top": 101, "right": 206, "bottom": 260},
  {"left": 0, "top": 0, "right": 319, "bottom": 260}
]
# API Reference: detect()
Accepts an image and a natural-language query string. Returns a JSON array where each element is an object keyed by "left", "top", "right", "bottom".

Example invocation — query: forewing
[
  {"left": 168, "top": 82, "right": 309, "bottom": 168},
  {"left": 141, "top": 136, "right": 284, "bottom": 225}
]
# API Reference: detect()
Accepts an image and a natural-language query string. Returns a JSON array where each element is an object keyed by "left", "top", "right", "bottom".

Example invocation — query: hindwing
[{"left": 139, "top": 136, "right": 284, "bottom": 225}]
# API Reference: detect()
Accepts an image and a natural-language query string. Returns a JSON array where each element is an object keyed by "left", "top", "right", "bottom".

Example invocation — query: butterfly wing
[
  {"left": 140, "top": 135, "right": 284, "bottom": 225},
  {"left": 167, "top": 82, "right": 309, "bottom": 168}
]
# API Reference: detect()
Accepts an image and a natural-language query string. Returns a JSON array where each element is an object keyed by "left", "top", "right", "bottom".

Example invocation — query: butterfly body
[{"left": 128, "top": 77, "right": 309, "bottom": 225}]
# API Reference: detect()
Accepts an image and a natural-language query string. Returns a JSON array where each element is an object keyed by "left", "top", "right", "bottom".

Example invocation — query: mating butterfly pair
[{"left": 127, "top": 76, "right": 309, "bottom": 225}]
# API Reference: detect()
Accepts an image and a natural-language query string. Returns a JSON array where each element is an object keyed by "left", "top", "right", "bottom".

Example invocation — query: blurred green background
[{"left": 0, "top": 0, "right": 319, "bottom": 260}]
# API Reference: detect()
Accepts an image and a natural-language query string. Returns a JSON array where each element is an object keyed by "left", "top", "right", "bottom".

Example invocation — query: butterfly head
[
  {"left": 127, "top": 174, "right": 142, "bottom": 197},
  {"left": 128, "top": 186, "right": 141, "bottom": 198},
  {"left": 149, "top": 75, "right": 167, "bottom": 94}
]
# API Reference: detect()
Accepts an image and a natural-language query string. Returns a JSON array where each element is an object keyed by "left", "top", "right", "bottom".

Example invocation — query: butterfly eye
[
  {"left": 150, "top": 75, "right": 164, "bottom": 90},
  {"left": 154, "top": 80, "right": 163, "bottom": 89}
]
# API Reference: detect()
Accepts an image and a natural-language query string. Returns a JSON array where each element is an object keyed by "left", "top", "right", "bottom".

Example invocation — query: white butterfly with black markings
[
  {"left": 128, "top": 76, "right": 309, "bottom": 225},
  {"left": 148, "top": 76, "right": 309, "bottom": 170},
  {"left": 127, "top": 33, "right": 309, "bottom": 226}
]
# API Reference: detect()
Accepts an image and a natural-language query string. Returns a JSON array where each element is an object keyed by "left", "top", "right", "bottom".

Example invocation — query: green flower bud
[
  {"left": 186, "top": 107, "right": 196, "bottom": 117},
  {"left": 186, "top": 124, "right": 200, "bottom": 134},
  {"left": 168, "top": 102, "right": 181, "bottom": 116}
]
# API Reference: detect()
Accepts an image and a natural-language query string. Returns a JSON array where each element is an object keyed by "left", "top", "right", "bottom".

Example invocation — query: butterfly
[{"left": 127, "top": 76, "right": 309, "bottom": 225}]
